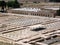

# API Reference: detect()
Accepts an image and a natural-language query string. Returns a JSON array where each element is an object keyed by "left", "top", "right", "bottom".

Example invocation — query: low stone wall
[{"left": 8, "top": 9, "right": 55, "bottom": 18}]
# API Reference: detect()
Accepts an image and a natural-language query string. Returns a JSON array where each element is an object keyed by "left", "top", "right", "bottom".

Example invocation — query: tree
[
  {"left": 49, "top": 0, "right": 60, "bottom": 2},
  {"left": 0, "top": 0, "right": 6, "bottom": 12},
  {"left": 56, "top": 9, "right": 60, "bottom": 16},
  {"left": 13, "top": 0, "right": 20, "bottom": 8},
  {"left": 7, "top": 1, "right": 15, "bottom": 8},
  {"left": 7, "top": 0, "right": 20, "bottom": 8},
  {"left": 33, "top": 1, "right": 37, "bottom": 3}
]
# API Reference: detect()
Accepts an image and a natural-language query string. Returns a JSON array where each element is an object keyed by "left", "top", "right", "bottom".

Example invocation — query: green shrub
[
  {"left": 7, "top": 0, "right": 20, "bottom": 8},
  {"left": 56, "top": 9, "right": 60, "bottom": 16}
]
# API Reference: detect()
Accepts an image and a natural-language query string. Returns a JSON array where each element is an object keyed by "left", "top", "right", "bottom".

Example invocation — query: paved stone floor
[{"left": 0, "top": 13, "right": 60, "bottom": 45}]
